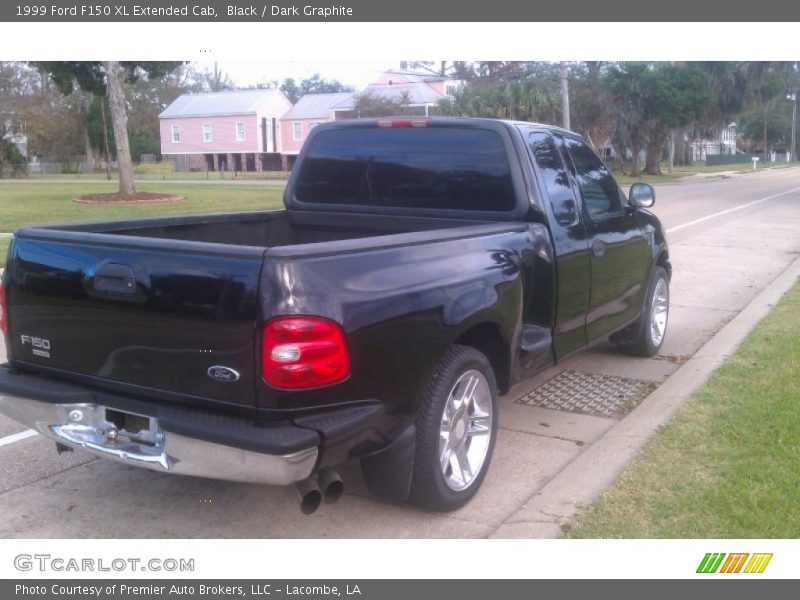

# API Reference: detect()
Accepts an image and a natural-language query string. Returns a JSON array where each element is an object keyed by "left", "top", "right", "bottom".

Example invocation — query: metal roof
[
  {"left": 281, "top": 81, "right": 447, "bottom": 120},
  {"left": 360, "top": 82, "right": 446, "bottom": 105},
  {"left": 383, "top": 70, "right": 449, "bottom": 83},
  {"left": 159, "top": 89, "right": 286, "bottom": 118},
  {"left": 281, "top": 92, "right": 357, "bottom": 119}
]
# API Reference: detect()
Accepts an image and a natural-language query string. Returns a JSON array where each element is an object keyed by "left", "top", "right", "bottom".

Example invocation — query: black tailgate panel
[{"left": 5, "top": 237, "right": 263, "bottom": 408}]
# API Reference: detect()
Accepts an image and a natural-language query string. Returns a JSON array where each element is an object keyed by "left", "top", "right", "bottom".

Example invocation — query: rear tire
[
  {"left": 408, "top": 345, "right": 498, "bottom": 512},
  {"left": 619, "top": 265, "right": 669, "bottom": 357}
]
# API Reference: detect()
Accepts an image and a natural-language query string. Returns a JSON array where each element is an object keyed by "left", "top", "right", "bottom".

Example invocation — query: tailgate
[{"left": 3, "top": 232, "right": 264, "bottom": 408}]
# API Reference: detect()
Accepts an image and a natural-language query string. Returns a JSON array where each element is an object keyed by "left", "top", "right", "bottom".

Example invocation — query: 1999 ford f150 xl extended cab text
[{"left": 0, "top": 118, "right": 670, "bottom": 513}]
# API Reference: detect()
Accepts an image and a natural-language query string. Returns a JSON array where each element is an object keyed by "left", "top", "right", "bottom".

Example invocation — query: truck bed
[
  {"left": 5, "top": 209, "right": 527, "bottom": 413},
  {"left": 27, "top": 209, "right": 489, "bottom": 250}
]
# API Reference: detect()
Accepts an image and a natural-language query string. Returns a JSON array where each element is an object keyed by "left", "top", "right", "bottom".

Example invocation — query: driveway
[{"left": 1, "top": 167, "right": 799, "bottom": 538}]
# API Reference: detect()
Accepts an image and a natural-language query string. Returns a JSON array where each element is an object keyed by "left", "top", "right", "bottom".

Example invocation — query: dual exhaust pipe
[{"left": 295, "top": 468, "right": 344, "bottom": 515}]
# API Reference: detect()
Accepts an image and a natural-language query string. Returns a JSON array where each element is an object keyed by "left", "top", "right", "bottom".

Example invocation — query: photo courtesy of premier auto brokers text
[{"left": 2, "top": 55, "right": 799, "bottom": 542}]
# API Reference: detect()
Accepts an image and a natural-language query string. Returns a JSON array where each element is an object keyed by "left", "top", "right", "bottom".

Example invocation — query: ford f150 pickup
[{"left": 0, "top": 118, "right": 670, "bottom": 513}]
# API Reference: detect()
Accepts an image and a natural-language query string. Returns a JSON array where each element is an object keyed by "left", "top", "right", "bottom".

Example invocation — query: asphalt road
[{"left": 1, "top": 167, "right": 799, "bottom": 538}]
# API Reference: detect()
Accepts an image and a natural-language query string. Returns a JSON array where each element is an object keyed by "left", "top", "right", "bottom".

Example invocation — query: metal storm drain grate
[{"left": 514, "top": 370, "right": 657, "bottom": 418}]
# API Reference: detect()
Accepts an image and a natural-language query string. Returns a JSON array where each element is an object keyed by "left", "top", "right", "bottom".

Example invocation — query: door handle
[
  {"left": 591, "top": 240, "right": 606, "bottom": 258},
  {"left": 86, "top": 263, "right": 146, "bottom": 302}
]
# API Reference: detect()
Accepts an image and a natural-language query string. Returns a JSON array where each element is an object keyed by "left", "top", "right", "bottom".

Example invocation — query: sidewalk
[
  {"left": 673, "top": 164, "right": 800, "bottom": 184},
  {"left": 491, "top": 253, "right": 800, "bottom": 538}
]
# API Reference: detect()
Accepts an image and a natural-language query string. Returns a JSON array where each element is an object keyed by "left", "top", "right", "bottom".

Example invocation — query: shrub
[{"left": 134, "top": 161, "right": 175, "bottom": 174}]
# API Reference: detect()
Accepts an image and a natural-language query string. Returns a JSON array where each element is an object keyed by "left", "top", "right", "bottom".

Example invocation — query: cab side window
[
  {"left": 563, "top": 138, "right": 623, "bottom": 219},
  {"left": 529, "top": 132, "right": 578, "bottom": 227}
]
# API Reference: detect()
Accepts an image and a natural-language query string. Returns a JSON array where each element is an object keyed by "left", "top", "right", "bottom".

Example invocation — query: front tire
[
  {"left": 408, "top": 345, "right": 498, "bottom": 512},
  {"left": 622, "top": 265, "right": 670, "bottom": 357}
]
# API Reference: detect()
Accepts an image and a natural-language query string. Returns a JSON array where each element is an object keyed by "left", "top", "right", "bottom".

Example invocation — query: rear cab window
[{"left": 292, "top": 125, "right": 519, "bottom": 213}]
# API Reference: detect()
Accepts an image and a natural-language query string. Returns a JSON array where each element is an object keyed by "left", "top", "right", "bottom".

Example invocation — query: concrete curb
[
  {"left": 648, "top": 164, "right": 800, "bottom": 187},
  {"left": 489, "top": 254, "right": 800, "bottom": 539}
]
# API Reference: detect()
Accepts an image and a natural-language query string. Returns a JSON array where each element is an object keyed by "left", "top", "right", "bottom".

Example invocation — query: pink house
[
  {"left": 159, "top": 89, "right": 292, "bottom": 172},
  {"left": 371, "top": 70, "right": 460, "bottom": 97},
  {"left": 277, "top": 92, "right": 356, "bottom": 162},
  {"left": 277, "top": 71, "right": 461, "bottom": 166},
  {"left": 158, "top": 70, "right": 462, "bottom": 172}
]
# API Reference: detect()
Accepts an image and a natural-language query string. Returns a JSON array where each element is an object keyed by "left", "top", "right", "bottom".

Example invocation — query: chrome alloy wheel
[
  {"left": 650, "top": 277, "right": 669, "bottom": 347},
  {"left": 438, "top": 369, "right": 493, "bottom": 491}
]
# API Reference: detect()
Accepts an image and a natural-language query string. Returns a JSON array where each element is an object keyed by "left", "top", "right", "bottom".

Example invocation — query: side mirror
[{"left": 629, "top": 182, "right": 656, "bottom": 208}]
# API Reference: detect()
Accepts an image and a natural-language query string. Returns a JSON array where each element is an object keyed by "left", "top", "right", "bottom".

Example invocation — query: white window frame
[
  {"left": 293, "top": 121, "right": 303, "bottom": 141},
  {"left": 203, "top": 123, "right": 213, "bottom": 143},
  {"left": 171, "top": 124, "right": 181, "bottom": 143},
  {"left": 236, "top": 121, "right": 246, "bottom": 141}
]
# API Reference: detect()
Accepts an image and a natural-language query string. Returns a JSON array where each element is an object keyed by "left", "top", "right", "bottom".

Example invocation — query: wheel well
[
  {"left": 455, "top": 323, "right": 510, "bottom": 395},
  {"left": 656, "top": 249, "right": 672, "bottom": 280}
]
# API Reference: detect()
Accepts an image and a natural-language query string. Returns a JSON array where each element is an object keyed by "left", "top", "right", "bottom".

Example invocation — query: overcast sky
[{"left": 193, "top": 60, "right": 404, "bottom": 89}]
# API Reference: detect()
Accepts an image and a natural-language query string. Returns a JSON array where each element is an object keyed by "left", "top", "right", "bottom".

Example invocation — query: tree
[
  {"left": 604, "top": 63, "right": 711, "bottom": 175},
  {"left": 353, "top": 92, "right": 417, "bottom": 117},
  {"left": 196, "top": 62, "right": 234, "bottom": 92},
  {"left": 399, "top": 61, "right": 469, "bottom": 78},
  {"left": 279, "top": 78, "right": 300, "bottom": 103},
  {"left": 0, "top": 125, "right": 27, "bottom": 177},
  {"left": 438, "top": 76, "right": 560, "bottom": 123},
  {"left": 742, "top": 62, "right": 794, "bottom": 160},
  {"left": 569, "top": 62, "right": 617, "bottom": 155},
  {"left": 279, "top": 73, "right": 353, "bottom": 103},
  {"left": 33, "top": 61, "right": 182, "bottom": 197}
]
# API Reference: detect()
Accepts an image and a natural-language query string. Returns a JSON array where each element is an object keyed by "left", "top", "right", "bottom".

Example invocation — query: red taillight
[
  {"left": 262, "top": 316, "right": 350, "bottom": 390},
  {"left": 376, "top": 118, "right": 430, "bottom": 128},
  {"left": 0, "top": 281, "right": 7, "bottom": 337}
]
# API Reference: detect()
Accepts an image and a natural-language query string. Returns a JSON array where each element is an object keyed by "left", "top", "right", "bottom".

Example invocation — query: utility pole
[
  {"left": 791, "top": 90, "right": 797, "bottom": 162},
  {"left": 560, "top": 62, "right": 570, "bottom": 131}
]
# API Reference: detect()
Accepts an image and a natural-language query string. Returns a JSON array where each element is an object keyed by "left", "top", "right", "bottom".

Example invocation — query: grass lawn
[
  {"left": 0, "top": 180, "right": 286, "bottom": 267},
  {"left": 570, "top": 280, "right": 800, "bottom": 538},
  {"left": 28, "top": 170, "right": 289, "bottom": 181}
]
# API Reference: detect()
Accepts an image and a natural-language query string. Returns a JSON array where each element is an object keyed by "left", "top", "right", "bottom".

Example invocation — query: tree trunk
[
  {"left": 100, "top": 97, "right": 112, "bottom": 181},
  {"left": 560, "top": 62, "right": 570, "bottom": 131},
  {"left": 103, "top": 61, "right": 135, "bottom": 197},
  {"left": 83, "top": 127, "right": 95, "bottom": 174},
  {"left": 630, "top": 144, "right": 641, "bottom": 177},
  {"left": 668, "top": 130, "right": 675, "bottom": 173},
  {"left": 763, "top": 104, "right": 769, "bottom": 162},
  {"left": 674, "top": 128, "right": 688, "bottom": 166},
  {"left": 645, "top": 138, "right": 664, "bottom": 175}
]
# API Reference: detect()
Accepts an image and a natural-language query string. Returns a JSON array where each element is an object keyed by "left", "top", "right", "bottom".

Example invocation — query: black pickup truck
[{"left": 0, "top": 118, "right": 670, "bottom": 513}]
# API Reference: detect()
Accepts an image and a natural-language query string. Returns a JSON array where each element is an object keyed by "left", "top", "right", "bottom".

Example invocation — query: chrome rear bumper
[{"left": 0, "top": 394, "right": 318, "bottom": 486}]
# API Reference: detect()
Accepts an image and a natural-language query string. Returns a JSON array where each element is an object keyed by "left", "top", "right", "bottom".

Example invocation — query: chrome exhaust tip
[
  {"left": 295, "top": 478, "right": 322, "bottom": 515},
  {"left": 318, "top": 468, "right": 344, "bottom": 505}
]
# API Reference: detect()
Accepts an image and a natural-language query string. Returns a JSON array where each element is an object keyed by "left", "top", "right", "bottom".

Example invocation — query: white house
[{"left": 692, "top": 123, "right": 738, "bottom": 161}]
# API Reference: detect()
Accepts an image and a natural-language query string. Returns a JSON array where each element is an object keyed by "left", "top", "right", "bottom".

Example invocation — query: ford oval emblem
[{"left": 207, "top": 366, "right": 240, "bottom": 382}]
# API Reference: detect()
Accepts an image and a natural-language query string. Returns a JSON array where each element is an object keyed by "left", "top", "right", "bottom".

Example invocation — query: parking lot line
[{"left": 0, "top": 429, "right": 37, "bottom": 447}]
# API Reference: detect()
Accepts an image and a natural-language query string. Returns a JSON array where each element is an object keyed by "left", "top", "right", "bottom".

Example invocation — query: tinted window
[
  {"left": 563, "top": 138, "right": 622, "bottom": 218},
  {"left": 528, "top": 132, "right": 578, "bottom": 226},
  {"left": 294, "top": 127, "right": 517, "bottom": 212}
]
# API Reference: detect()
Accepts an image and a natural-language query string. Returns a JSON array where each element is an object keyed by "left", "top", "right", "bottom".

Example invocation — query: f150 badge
[
  {"left": 207, "top": 366, "right": 240, "bottom": 382},
  {"left": 20, "top": 335, "right": 51, "bottom": 358}
]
